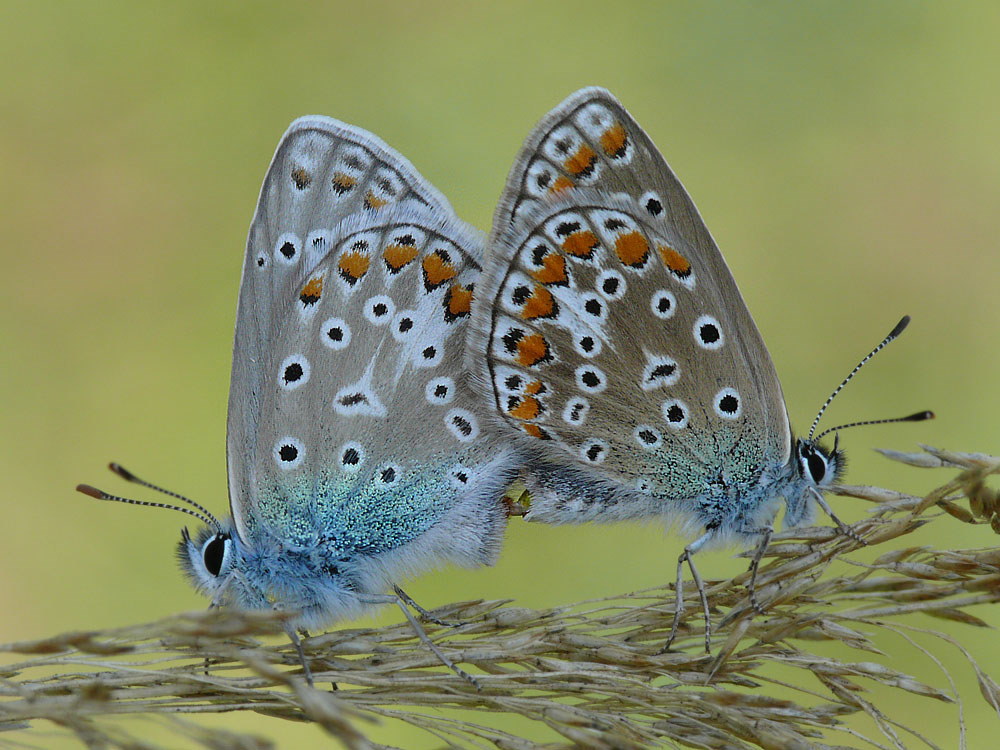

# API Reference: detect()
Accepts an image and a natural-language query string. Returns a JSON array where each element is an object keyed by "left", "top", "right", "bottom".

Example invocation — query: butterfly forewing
[{"left": 474, "top": 88, "right": 790, "bottom": 519}]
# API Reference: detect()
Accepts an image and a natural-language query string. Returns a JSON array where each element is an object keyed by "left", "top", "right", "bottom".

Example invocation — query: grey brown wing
[
  {"left": 242, "top": 206, "right": 519, "bottom": 570},
  {"left": 229, "top": 117, "right": 458, "bottom": 538},
  {"left": 473, "top": 88, "right": 790, "bottom": 519}
]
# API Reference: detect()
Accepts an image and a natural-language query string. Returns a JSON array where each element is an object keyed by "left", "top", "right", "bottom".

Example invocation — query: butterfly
[
  {"left": 79, "top": 115, "right": 521, "bottom": 683},
  {"left": 467, "top": 87, "right": 930, "bottom": 650}
]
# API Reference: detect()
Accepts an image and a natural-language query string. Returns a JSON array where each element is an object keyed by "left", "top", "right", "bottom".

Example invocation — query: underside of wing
[
  {"left": 227, "top": 118, "right": 513, "bottom": 556},
  {"left": 473, "top": 88, "right": 791, "bottom": 518},
  {"left": 236, "top": 206, "right": 520, "bottom": 572}
]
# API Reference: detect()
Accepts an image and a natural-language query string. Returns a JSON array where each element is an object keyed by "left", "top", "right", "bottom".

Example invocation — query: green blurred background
[{"left": 2, "top": 1, "right": 998, "bottom": 746}]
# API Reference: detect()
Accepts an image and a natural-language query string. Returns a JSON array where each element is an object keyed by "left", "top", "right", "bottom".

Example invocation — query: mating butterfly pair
[{"left": 80, "top": 88, "right": 928, "bottom": 678}]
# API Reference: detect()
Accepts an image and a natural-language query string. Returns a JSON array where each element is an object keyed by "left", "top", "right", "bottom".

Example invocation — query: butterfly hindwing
[{"left": 473, "top": 88, "right": 791, "bottom": 523}]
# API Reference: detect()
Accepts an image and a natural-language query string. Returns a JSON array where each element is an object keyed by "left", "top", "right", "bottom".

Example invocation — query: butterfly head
[
  {"left": 178, "top": 523, "right": 238, "bottom": 599},
  {"left": 783, "top": 435, "right": 845, "bottom": 528},
  {"left": 795, "top": 436, "right": 844, "bottom": 489}
]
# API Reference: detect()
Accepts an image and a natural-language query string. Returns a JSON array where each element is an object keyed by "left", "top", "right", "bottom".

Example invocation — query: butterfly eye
[
  {"left": 799, "top": 443, "right": 830, "bottom": 484},
  {"left": 202, "top": 534, "right": 229, "bottom": 577},
  {"left": 806, "top": 452, "right": 828, "bottom": 483}
]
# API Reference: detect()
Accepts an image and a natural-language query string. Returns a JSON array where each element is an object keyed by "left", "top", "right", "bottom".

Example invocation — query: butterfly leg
[
  {"left": 362, "top": 593, "right": 481, "bottom": 690},
  {"left": 661, "top": 532, "right": 713, "bottom": 654},
  {"left": 202, "top": 601, "right": 221, "bottom": 678},
  {"left": 746, "top": 527, "right": 774, "bottom": 614},
  {"left": 285, "top": 626, "right": 314, "bottom": 687},
  {"left": 393, "top": 584, "right": 459, "bottom": 627},
  {"left": 809, "top": 487, "right": 867, "bottom": 545}
]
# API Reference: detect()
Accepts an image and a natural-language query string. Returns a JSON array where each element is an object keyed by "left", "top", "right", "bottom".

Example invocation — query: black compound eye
[
  {"left": 806, "top": 452, "right": 827, "bottom": 483},
  {"left": 203, "top": 534, "right": 228, "bottom": 576}
]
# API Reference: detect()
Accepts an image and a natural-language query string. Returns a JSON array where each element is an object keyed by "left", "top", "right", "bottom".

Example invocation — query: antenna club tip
[
  {"left": 889, "top": 315, "right": 911, "bottom": 338},
  {"left": 911, "top": 410, "right": 935, "bottom": 421},
  {"left": 76, "top": 484, "right": 105, "bottom": 499},
  {"left": 108, "top": 463, "right": 136, "bottom": 481}
]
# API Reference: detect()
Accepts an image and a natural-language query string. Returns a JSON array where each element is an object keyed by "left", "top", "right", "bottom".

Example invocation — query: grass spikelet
[{"left": 2, "top": 446, "right": 999, "bottom": 748}]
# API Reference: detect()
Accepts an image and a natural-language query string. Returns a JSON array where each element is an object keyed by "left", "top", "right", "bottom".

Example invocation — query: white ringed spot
[
  {"left": 333, "top": 386, "right": 387, "bottom": 417},
  {"left": 425, "top": 376, "right": 455, "bottom": 405},
  {"left": 274, "top": 437, "right": 304, "bottom": 470},
  {"left": 305, "top": 229, "right": 329, "bottom": 257},
  {"left": 714, "top": 388, "right": 742, "bottom": 419},
  {"left": 579, "top": 292, "right": 607, "bottom": 322},
  {"left": 449, "top": 464, "right": 473, "bottom": 487},
  {"left": 339, "top": 441, "right": 365, "bottom": 472},
  {"left": 391, "top": 310, "right": 418, "bottom": 342},
  {"left": 650, "top": 290, "right": 677, "bottom": 319},
  {"left": 640, "top": 191, "right": 664, "bottom": 218},
  {"left": 575, "top": 365, "right": 606, "bottom": 393},
  {"left": 662, "top": 399, "right": 690, "bottom": 429},
  {"left": 694, "top": 314, "right": 724, "bottom": 350},
  {"left": 376, "top": 463, "right": 402, "bottom": 485},
  {"left": 573, "top": 333, "right": 602, "bottom": 358},
  {"left": 320, "top": 317, "right": 351, "bottom": 350},
  {"left": 641, "top": 354, "right": 680, "bottom": 390},
  {"left": 580, "top": 439, "right": 609, "bottom": 464},
  {"left": 278, "top": 354, "right": 310, "bottom": 390},
  {"left": 634, "top": 425, "right": 662, "bottom": 450},
  {"left": 596, "top": 270, "right": 626, "bottom": 301},
  {"left": 636, "top": 477, "right": 655, "bottom": 494},
  {"left": 445, "top": 408, "right": 479, "bottom": 442},
  {"left": 415, "top": 340, "right": 444, "bottom": 368},
  {"left": 562, "top": 397, "right": 590, "bottom": 425},
  {"left": 273, "top": 233, "right": 301, "bottom": 265},
  {"left": 364, "top": 295, "right": 395, "bottom": 325}
]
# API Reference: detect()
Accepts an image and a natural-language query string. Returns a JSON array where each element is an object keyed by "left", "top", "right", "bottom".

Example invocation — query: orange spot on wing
[
  {"left": 422, "top": 251, "right": 457, "bottom": 289},
  {"left": 522, "top": 423, "right": 549, "bottom": 439},
  {"left": 383, "top": 242, "right": 418, "bottom": 272},
  {"left": 338, "top": 251, "right": 370, "bottom": 283},
  {"left": 445, "top": 283, "right": 473, "bottom": 320},
  {"left": 525, "top": 380, "right": 545, "bottom": 395},
  {"left": 516, "top": 333, "right": 550, "bottom": 367},
  {"left": 549, "top": 175, "right": 574, "bottom": 194},
  {"left": 530, "top": 253, "right": 568, "bottom": 285},
  {"left": 658, "top": 244, "right": 692, "bottom": 276},
  {"left": 299, "top": 276, "right": 324, "bottom": 305},
  {"left": 562, "top": 230, "right": 599, "bottom": 259},
  {"left": 364, "top": 190, "right": 388, "bottom": 209},
  {"left": 508, "top": 396, "right": 541, "bottom": 420},
  {"left": 521, "top": 285, "right": 556, "bottom": 320},
  {"left": 564, "top": 144, "right": 597, "bottom": 177},
  {"left": 331, "top": 173, "right": 356, "bottom": 195},
  {"left": 615, "top": 231, "right": 650, "bottom": 268},
  {"left": 600, "top": 123, "right": 628, "bottom": 158},
  {"left": 291, "top": 167, "right": 312, "bottom": 189}
]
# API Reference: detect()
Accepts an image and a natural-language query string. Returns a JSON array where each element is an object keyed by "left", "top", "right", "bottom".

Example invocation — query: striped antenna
[
  {"left": 76, "top": 462, "right": 219, "bottom": 529},
  {"left": 106, "top": 463, "right": 219, "bottom": 527},
  {"left": 814, "top": 410, "right": 934, "bottom": 442},
  {"left": 76, "top": 483, "right": 217, "bottom": 528},
  {"left": 807, "top": 315, "right": 912, "bottom": 440}
]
